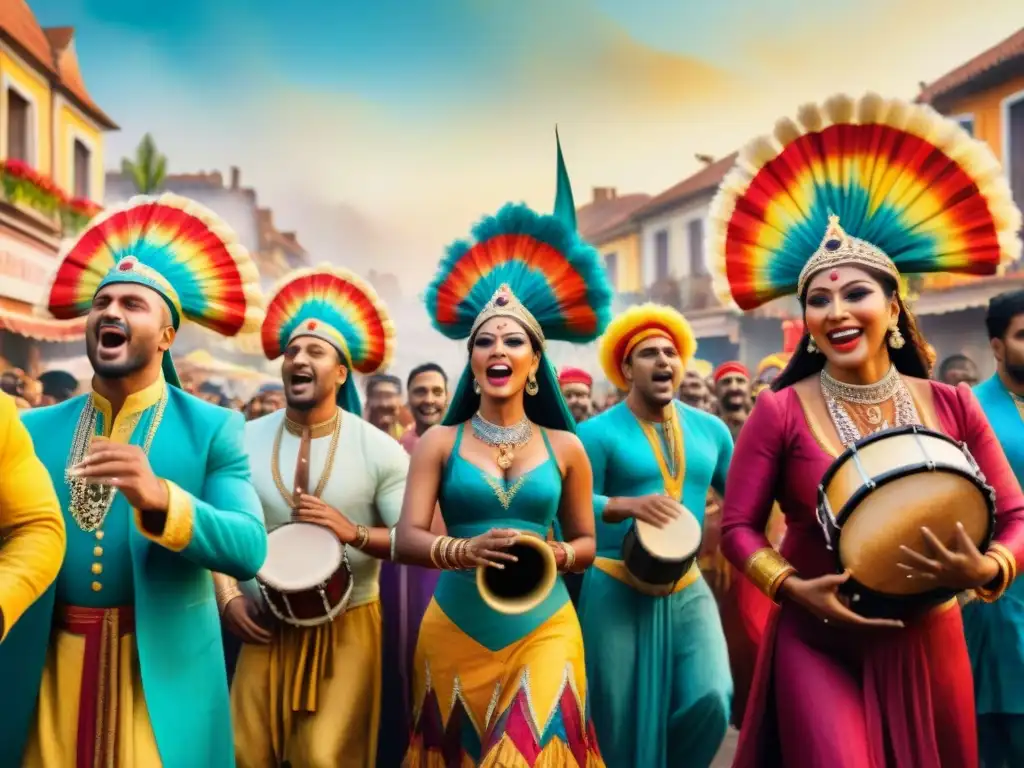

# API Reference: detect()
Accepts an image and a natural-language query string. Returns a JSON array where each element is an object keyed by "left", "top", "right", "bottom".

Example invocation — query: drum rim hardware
[
  {"left": 258, "top": 521, "right": 356, "bottom": 628},
  {"left": 815, "top": 424, "right": 996, "bottom": 618}
]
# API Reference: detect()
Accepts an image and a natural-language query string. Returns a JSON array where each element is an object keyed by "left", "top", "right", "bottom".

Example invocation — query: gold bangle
[
  {"left": 560, "top": 542, "right": 577, "bottom": 572},
  {"left": 353, "top": 524, "right": 369, "bottom": 550},
  {"left": 989, "top": 542, "right": 1018, "bottom": 583},
  {"left": 441, "top": 536, "right": 457, "bottom": 570},
  {"left": 976, "top": 551, "right": 1012, "bottom": 603},
  {"left": 216, "top": 587, "right": 243, "bottom": 614},
  {"left": 453, "top": 538, "right": 469, "bottom": 569},
  {"left": 743, "top": 548, "right": 796, "bottom": 603},
  {"left": 429, "top": 536, "right": 444, "bottom": 568}
]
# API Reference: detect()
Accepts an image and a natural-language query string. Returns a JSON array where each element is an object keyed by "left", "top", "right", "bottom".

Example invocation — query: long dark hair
[{"left": 772, "top": 267, "right": 934, "bottom": 391}]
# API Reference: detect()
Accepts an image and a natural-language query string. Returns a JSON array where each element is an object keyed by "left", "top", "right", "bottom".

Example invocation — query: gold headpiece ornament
[
  {"left": 796, "top": 215, "right": 900, "bottom": 297},
  {"left": 469, "top": 283, "right": 545, "bottom": 344}
]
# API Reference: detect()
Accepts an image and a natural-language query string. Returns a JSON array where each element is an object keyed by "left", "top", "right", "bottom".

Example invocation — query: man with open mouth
[
  {"left": 218, "top": 265, "right": 409, "bottom": 768},
  {"left": 1, "top": 194, "right": 268, "bottom": 768},
  {"left": 577, "top": 302, "right": 735, "bottom": 768}
]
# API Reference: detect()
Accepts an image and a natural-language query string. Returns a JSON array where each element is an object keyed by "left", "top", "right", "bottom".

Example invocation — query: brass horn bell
[{"left": 476, "top": 532, "right": 557, "bottom": 615}]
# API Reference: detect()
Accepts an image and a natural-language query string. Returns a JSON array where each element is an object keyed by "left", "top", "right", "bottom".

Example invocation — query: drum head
[
  {"left": 258, "top": 522, "right": 343, "bottom": 590},
  {"left": 636, "top": 507, "right": 702, "bottom": 561},
  {"left": 838, "top": 471, "right": 990, "bottom": 596}
]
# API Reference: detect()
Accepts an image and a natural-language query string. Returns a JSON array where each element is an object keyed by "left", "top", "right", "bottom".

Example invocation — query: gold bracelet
[
  {"left": 990, "top": 542, "right": 1018, "bottom": 583},
  {"left": 976, "top": 551, "right": 1012, "bottom": 603},
  {"left": 353, "top": 525, "right": 370, "bottom": 550},
  {"left": 560, "top": 542, "right": 577, "bottom": 572},
  {"left": 743, "top": 548, "right": 796, "bottom": 603},
  {"left": 429, "top": 536, "right": 445, "bottom": 568},
  {"left": 452, "top": 538, "right": 468, "bottom": 570},
  {"left": 216, "top": 587, "right": 243, "bottom": 614},
  {"left": 441, "top": 536, "right": 457, "bottom": 570}
]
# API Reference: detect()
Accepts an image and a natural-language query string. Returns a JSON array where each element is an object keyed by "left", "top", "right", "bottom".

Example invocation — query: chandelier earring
[
  {"left": 473, "top": 379, "right": 481, "bottom": 394},
  {"left": 807, "top": 336, "right": 819, "bottom": 354},
  {"left": 525, "top": 372, "right": 539, "bottom": 396},
  {"left": 888, "top": 324, "right": 905, "bottom": 349}
]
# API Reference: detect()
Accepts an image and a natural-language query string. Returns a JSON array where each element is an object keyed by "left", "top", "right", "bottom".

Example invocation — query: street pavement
[{"left": 712, "top": 728, "right": 739, "bottom": 767}]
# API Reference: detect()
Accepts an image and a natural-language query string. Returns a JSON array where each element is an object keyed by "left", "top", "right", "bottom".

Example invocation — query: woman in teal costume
[
  {"left": 0, "top": 193, "right": 268, "bottom": 768},
  {"left": 396, "top": 179, "right": 612, "bottom": 765},
  {"left": 577, "top": 303, "right": 734, "bottom": 768},
  {"left": 964, "top": 289, "right": 1024, "bottom": 767}
]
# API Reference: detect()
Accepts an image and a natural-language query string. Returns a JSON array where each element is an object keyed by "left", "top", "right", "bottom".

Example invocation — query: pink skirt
[{"left": 734, "top": 599, "right": 977, "bottom": 768}]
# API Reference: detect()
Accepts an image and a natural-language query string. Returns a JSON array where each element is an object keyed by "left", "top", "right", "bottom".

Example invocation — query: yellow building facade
[
  {"left": 594, "top": 229, "right": 643, "bottom": 294},
  {"left": 939, "top": 72, "right": 1024, "bottom": 166}
]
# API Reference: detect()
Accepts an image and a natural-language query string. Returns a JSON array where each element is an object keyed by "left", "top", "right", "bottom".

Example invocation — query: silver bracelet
[{"left": 389, "top": 526, "right": 398, "bottom": 562}]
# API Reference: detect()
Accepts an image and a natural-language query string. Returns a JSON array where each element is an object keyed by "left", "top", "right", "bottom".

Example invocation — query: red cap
[
  {"left": 558, "top": 367, "right": 593, "bottom": 387},
  {"left": 713, "top": 361, "right": 750, "bottom": 384}
]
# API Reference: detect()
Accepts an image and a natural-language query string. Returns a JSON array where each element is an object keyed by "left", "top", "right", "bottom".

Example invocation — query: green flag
[{"left": 553, "top": 127, "right": 577, "bottom": 231}]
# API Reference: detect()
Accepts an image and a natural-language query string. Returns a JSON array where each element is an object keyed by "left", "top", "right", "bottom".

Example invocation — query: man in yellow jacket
[{"left": 0, "top": 391, "right": 65, "bottom": 641}]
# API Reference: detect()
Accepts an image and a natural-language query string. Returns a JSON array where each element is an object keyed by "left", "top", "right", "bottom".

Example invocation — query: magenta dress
[{"left": 721, "top": 382, "right": 1024, "bottom": 768}]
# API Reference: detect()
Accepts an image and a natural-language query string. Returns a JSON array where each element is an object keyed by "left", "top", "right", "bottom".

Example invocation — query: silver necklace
[
  {"left": 470, "top": 412, "right": 532, "bottom": 470},
  {"left": 820, "top": 365, "right": 919, "bottom": 446}
]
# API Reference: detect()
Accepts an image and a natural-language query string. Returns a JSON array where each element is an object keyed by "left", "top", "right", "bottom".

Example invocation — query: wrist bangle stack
[
  {"left": 353, "top": 525, "right": 370, "bottom": 550},
  {"left": 976, "top": 544, "right": 1017, "bottom": 603},
  {"left": 429, "top": 535, "right": 471, "bottom": 570}
]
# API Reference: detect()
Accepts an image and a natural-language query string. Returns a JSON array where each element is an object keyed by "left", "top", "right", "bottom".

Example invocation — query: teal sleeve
[
  {"left": 711, "top": 417, "right": 734, "bottom": 497},
  {"left": 578, "top": 420, "right": 610, "bottom": 519},
  {"left": 142, "top": 412, "right": 267, "bottom": 580}
]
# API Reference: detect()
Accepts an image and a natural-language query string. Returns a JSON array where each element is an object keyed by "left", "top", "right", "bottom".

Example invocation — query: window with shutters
[
  {"left": 73, "top": 140, "right": 92, "bottom": 199},
  {"left": 6, "top": 88, "right": 31, "bottom": 163}
]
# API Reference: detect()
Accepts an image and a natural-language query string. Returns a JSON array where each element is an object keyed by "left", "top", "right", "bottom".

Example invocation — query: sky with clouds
[{"left": 24, "top": 0, "right": 1024, "bottom": 292}]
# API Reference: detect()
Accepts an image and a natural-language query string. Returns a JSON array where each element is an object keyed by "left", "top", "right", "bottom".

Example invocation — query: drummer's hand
[
  {"left": 897, "top": 523, "right": 1001, "bottom": 591},
  {"left": 294, "top": 494, "right": 358, "bottom": 545},
  {"left": 606, "top": 494, "right": 682, "bottom": 528},
  {"left": 780, "top": 571, "right": 905, "bottom": 629},
  {"left": 222, "top": 595, "right": 273, "bottom": 645},
  {"left": 464, "top": 528, "right": 520, "bottom": 569}
]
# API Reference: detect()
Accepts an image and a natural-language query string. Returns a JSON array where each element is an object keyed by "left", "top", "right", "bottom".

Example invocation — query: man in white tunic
[{"left": 214, "top": 265, "right": 408, "bottom": 768}]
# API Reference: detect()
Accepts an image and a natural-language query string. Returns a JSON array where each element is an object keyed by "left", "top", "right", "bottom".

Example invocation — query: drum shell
[
  {"left": 816, "top": 425, "right": 996, "bottom": 619},
  {"left": 257, "top": 521, "right": 354, "bottom": 627},
  {"left": 621, "top": 509, "right": 703, "bottom": 588},
  {"left": 476, "top": 532, "right": 557, "bottom": 615}
]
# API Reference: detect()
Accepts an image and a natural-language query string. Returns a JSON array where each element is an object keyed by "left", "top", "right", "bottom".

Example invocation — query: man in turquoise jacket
[{"left": 0, "top": 194, "right": 268, "bottom": 768}]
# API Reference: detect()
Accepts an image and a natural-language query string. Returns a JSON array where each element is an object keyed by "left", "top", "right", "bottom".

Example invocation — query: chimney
[
  {"left": 695, "top": 153, "right": 715, "bottom": 167},
  {"left": 230, "top": 166, "right": 240, "bottom": 190},
  {"left": 592, "top": 187, "right": 617, "bottom": 204}
]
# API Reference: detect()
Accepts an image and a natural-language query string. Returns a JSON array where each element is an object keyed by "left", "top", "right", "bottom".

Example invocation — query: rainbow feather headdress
[
  {"left": 42, "top": 193, "right": 262, "bottom": 335},
  {"left": 709, "top": 92, "right": 1023, "bottom": 310},
  {"left": 424, "top": 203, "right": 613, "bottom": 345},
  {"left": 262, "top": 265, "right": 395, "bottom": 416}
]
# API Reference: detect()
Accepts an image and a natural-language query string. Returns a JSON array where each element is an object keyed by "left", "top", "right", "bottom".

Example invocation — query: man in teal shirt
[
  {"left": 577, "top": 303, "right": 734, "bottom": 768},
  {"left": 965, "top": 288, "right": 1024, "bottom": 767},
  {"left": 1, "top": 194, "right": 268, "bottom": 768}
]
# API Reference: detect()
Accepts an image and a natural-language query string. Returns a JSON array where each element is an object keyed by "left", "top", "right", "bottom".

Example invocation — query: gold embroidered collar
[{"left": 284, "top": 409, "right": 340, "bottom": 439}]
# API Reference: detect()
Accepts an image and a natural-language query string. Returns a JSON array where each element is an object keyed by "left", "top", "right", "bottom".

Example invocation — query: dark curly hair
[{"left": 772, "top": 267, "right": 934, "bottom": 391}]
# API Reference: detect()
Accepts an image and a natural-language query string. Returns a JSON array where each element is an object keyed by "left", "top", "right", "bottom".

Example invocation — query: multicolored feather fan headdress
[
  {"left": 262, "top": 265, "right": 395, "bottom": 415},
  {"left": 424, "top": 202, "right": 613, "bottom": 345},
  {"left": 709, "top": 92, "right": 1023, "bottom": 310},
  {"left": 42, "top": 193, "right": 262, "bottom": 335}
]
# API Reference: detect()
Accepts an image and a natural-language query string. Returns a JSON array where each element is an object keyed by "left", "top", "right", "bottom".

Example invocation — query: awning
[{"left": 0, "top": 306, "right": 86, "bottom": 341}]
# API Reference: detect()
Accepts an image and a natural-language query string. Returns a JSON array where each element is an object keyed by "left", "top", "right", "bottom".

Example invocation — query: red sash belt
[{"left": 55, "top": 605, "right": 136, "bottom": 768}]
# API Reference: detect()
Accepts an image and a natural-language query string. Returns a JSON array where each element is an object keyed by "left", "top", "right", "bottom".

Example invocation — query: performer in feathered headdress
[
  {"left": 395, "top": 134, "right": 610, "bottom": 767},
  {"left": 222, "top": 265, "right": 409, "bottom": 768},
  {"left": 576, "top": 302, "right": 735, "bottom": 767},
  {"left": 714, "top": 93, "right": 1024, "bottom": 767},
  {"left": 1, "top": 194, "right": 268, "bottom": 768}
]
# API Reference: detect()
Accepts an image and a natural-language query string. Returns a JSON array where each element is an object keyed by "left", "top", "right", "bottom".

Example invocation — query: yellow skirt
[
  {"left": 232, "top": 599, "right": 382, "bottom": 768},
  {"left": 23, "top": 606, "right": 161, "bottom": 768},
  {"left": 404, "top": 600, "right": 604, "bottom": 768}
]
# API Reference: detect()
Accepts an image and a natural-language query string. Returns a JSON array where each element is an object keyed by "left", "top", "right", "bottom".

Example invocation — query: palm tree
[{"left": 120, "top": 134, "right": 167, "bottom": 194}]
